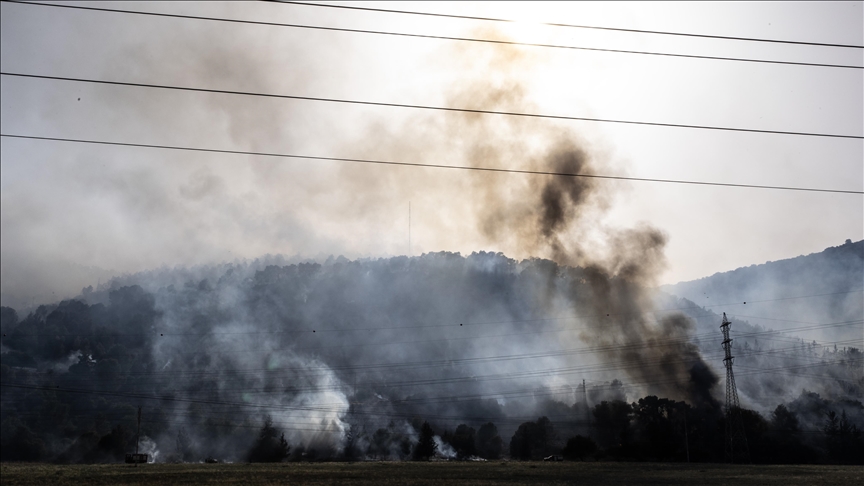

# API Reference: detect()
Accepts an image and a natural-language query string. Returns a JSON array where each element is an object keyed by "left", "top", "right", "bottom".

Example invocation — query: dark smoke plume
[{"left": 408, "top": 36, "right": 722, "bottom": 410}]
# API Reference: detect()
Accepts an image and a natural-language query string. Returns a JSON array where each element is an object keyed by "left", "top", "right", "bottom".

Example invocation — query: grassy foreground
[{"left": 2, "top": 461, "right": 862, "bottom": 486}]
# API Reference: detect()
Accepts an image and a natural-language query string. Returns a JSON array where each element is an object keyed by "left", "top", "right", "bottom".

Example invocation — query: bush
[{"left": 562, "top": 435, "right": 597, "bottom": 461}]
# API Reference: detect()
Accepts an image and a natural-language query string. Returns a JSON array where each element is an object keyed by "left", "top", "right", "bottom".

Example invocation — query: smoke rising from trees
[{"left": 1, "top": 25, "right": 861, "bottom": 464}]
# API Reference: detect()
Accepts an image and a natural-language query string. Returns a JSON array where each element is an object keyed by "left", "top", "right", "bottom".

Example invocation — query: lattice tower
[{"left": 721, "top": 313, "right": 750, "bottom": 463}]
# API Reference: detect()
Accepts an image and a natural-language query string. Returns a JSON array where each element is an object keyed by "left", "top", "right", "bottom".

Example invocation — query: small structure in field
[{"left": 125, "top": 453, "right": 149, "bottom": 464}]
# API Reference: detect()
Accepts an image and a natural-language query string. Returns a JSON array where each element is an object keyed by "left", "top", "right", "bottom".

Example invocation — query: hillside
[
  {"left": 1, "top": 250, "right": 861, "bottom": 464},
  {"left": 660, "top": 240, "right": 863, "bottom": 343}
]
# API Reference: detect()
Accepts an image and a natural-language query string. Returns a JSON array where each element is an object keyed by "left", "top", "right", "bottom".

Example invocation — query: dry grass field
[{"left": 1, "top": 461, "right": 862, "bottom": 486}]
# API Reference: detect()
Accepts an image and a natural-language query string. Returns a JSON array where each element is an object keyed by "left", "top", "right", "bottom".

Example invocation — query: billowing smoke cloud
[
  {"left": 390, "top": 37, "right": 721, "bottom": 409},
  {"left": 4, "top": 20, "right": 859, "bottom": 465},
  {"left": 144, "top": 32, "right": 722, "bottom": 450}
]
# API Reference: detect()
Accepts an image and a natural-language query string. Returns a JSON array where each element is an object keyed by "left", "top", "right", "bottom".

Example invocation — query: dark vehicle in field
[{"left": 125, "top": 453, "right": 149, "bottom": 464}]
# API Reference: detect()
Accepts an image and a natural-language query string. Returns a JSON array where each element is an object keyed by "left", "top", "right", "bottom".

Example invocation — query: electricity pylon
[{"left": 721, "top": 312, "right": 750, "bottom": 463}]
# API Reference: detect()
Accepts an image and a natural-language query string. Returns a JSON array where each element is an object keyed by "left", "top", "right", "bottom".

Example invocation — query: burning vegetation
[
  {"left": 0, "top": 253, "right": 861, "bottom": 464},
  {"left": 1, "top": 25, "right": 861, "bottom": 467}
]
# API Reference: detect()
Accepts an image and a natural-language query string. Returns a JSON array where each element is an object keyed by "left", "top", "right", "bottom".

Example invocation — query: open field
[{"left": 2, "top": 462, "right": 862, "bottom": 486}]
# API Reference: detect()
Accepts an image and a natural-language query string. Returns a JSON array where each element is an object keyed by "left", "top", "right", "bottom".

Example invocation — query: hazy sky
[{"left": 1, "top": 1, "right": 862, "bottom": 306}]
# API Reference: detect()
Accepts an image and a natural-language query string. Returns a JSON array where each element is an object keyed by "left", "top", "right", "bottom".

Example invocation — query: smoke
[
  {"left": 139, "top": 436, "right": 159, "bottom": 464},
  {"left": 147, "top": 280, "right": 353, "bottom": 458},
  {"left": 12, "top": 20, "right": 862, "bottom": 465},
  {"left": 352, "top": 34, "right": 722, "bottom": 409},
  {"left": 434, "top": 436, "right": 457, "bottom": 459},
  {"left": 116, "top": 31, "right": 722, "bottom": 457}
]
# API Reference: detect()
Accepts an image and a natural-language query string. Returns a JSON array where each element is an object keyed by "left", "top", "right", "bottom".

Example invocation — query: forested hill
[
  {"left": 1, "top": 251, "right": 861, "bottom": 463},
  {"left": 660, "top": 239, "right": 863, "bottom": 342}
]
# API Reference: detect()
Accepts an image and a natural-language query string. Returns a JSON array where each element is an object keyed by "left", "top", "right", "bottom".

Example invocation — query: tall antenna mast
[
  {"left": 582, "top": 379, "right": 588, "bottom": 413},
  {"left": 720, "top": 313, "right": 750, "bottom": 463},
  {"left": 136, "top": 405, "right": 142, "bottom": 455},
  {"left": 582, "top": 379, "right": 590, "bottom": 427},
  {"left": 408, "top": 201, "right": 411, "bottom": 257}
]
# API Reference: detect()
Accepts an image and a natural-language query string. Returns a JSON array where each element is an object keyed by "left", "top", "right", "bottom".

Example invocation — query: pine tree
[
  {"left": 413, "top": 422, "right": 437, "bottom": 460},
  {"left": 248, "top": 415, "right": 290, "bottom": 462}
]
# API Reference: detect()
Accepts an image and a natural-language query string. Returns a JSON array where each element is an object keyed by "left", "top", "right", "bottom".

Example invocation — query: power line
[
  {"left": 380, "top": 355, "right": 861, "bottom": 406},
  {"left": 17, "top": 328, "right": 860, "bottom": 399},
  {"left": 10, "top": 324, "right": 860, "bottom": 392},
  {"left": 4, "top": 72, "right": 862, "bottom": 141},
  {"left": 4, "top": 0, "right": 861, "bottom": 70},
  {"left": 0, "top": 401, "right": 833, "bottom": 437},
  {"left": 2, "top": 292, "right": 859, "bottom": 357},
  {"left": 0, "top": 382, "right": 575, "bottom": 425},
  {"left": 188, "top": 317, "right": 862, "bottom": 355},
  {"left": 275, "top": 1, "right": 864, "bottom": 50},
  {"left": 3, "top": 350, "right": 857, "bottom": 421},
  {"left": 46, "top": 338, "right": 861, "bottom": 394},
  {"left": 8, "top": 302, "right": 857, "bottom": 365},
  {"left": 3, "top": 134, "right": 861, "bottom": 195},
  {"left": 674, "top": 289, "right": 864, "bottom": 309},
  {"left": 4, "top": 351, "right": 856, "bottom": 409},
  {"left": 9, "top": 329, "right": 860, "bottom": 390},
  {"left": 4, "top": 288, "right": 858, "bottom": 338},
  {"left": 4, "top": 334, "right": 858, "bottom": 407},
  {"left": 6, "top": 287, "right": 856, "bottom": 338}
]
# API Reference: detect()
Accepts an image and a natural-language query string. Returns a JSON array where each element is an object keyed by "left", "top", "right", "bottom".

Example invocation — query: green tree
[
  {"left": 825, "top": 410, "right": 864, "bottom": 464},
  {"left": 450, "top": 424, "right": 476, "bottom": 459},
  {"left": 476, "top": 422, "right": 503, "bottom": 459},
  {"left": 413, "top": 422, "right": 437, "bottom": 460},
  {"left": 592, "top": 400, "right": 632, "bottom": 449},
  {"left": 766, "top": 404, "right": 813, "bottom": 464},
  {"left": 509, "top": 417, "right": 556, "bottom": 460},
  {"left": 631, "top": 396, "right": 691, "bottom": 461}
]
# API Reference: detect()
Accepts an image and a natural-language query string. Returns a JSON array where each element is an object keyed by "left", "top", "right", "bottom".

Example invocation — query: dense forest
[{"left": 1, "top": 252, "right": 861, "bottom": 463}]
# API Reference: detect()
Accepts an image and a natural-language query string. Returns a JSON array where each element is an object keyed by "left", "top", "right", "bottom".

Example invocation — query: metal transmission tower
[{"left": 720, "top": 313, "right": 750, "bottom": 463}]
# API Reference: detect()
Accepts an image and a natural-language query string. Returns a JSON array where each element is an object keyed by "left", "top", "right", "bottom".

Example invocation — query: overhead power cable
[
  {"left": 2, "top": 287, "right": 858, "bottom": 342},
  {"left": 47, "top": 338, "right": 860, "bottom": 393},
  {"left": 1, "top": 351, "right": 852, "bottom": 408},
  {"left": 5, "top": 338, "right": 858, "bottom": 404},
  {"left": 275, "top": 1, "right": 864, "bottom": 50},
  {"left": 3, "top": 288, "right": 857, "bottom": 338},
  {"left": 4, "top": 1, "right": 861, "bottom": 70},
  {"left": 4, "top": 73, "right": 861, "bottom": 141},
  {"left": 3, "top": 134, "right": 862, "bottom": 195},
  {"left": 3, "top": 349, "right": 857, "bottom": 423},
  {"left": 0, "top": 382, "right": 589, "bottom": 425},
  {"left": 19, "top": 327, "right": 859, "bottom": 395}
]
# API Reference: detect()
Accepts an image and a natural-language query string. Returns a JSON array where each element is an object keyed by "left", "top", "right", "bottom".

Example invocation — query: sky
[{"left": 1, "top": 1, "right": 862, "bottom": 308}]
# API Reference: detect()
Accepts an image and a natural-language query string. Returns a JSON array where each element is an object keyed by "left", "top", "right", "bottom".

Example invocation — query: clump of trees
[
  {"left": 442, "top": 424, "right": 475, "bottom": 459},
  {"left": 546, "top": 394, "right": 861, "bottom": 464},
  {"left": 247, "top": 416, "right": 289, "bottom": 463},
  {"left": 439, "top": 422, "right": 504, "bottom": 460},
  {"left": 822, "top": 410, "right": 862, "bottom": 464},
  {"left": 366, "top": 421, "right": 415, "bottom": 460}
]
